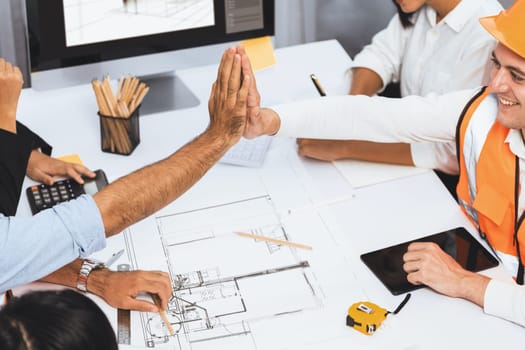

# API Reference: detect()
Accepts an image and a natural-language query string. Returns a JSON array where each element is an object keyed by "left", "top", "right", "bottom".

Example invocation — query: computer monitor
[{"left": 25, "top": 0, "right": 275, "bottom": 115}]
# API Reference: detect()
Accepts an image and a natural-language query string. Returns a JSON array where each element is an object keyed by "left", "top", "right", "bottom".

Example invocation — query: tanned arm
[
  {"left": 349, "top": 67, "right": 384, "bottom": 96},
  {"left": 95, "top": 47, "right": 249, "bottom": 235},
  {"left": 40, "top": 259, "right": 172, "bottom": 312},
  {"left": 39, "top": 46, "right": 250, "bottom": 311},
  {"left": 297, "top": 67, "right": 415, "bottom": 165}
]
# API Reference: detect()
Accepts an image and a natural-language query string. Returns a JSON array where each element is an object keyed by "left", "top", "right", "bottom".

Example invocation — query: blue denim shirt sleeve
[{"left": 0, "top": 195, "right": 106, "bottom": 292}]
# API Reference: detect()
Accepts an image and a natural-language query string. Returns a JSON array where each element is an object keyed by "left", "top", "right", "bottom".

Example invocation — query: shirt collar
[
  {"left": 505, "top": 129, "right": 525, "bottom": 160},
  {"left": 424, "top": 0, "right": 482, "bottom": 32}
]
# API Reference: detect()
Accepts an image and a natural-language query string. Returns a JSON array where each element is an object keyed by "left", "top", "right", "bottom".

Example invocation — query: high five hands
[{"left": 212, "top": 46, "right": 280, "bottom": 140}]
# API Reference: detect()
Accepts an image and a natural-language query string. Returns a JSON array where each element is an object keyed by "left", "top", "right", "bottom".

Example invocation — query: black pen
[{"left": 310, "top": 74, "right": 326, "bottom": 97}]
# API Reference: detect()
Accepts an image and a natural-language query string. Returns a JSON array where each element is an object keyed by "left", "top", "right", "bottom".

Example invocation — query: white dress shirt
[
  {"left": 351, "top": 0, "right": 502, "bottom": 173},
  {"left": 272, "top": 88, "right": 525, "bottom": 326}
]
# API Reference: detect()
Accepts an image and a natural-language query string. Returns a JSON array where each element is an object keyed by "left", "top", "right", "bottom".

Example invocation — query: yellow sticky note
[
  {"left": 240, "top": 36, "right": 277, "bottom": 72},
  {"left": 57, "top": 154, "right": 84, "bottom": 165}
]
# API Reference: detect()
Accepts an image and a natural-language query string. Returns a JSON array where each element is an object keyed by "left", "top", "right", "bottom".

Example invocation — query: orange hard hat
[{"left": 479, "top": 0, "right": 525, "bottom": 58}]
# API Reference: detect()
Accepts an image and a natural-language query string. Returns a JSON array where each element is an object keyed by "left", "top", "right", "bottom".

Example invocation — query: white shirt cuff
[{"left": 484, "top": 279, "right": 525, "bottom": 326}]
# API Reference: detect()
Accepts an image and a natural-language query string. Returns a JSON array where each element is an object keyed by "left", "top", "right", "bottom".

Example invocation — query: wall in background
[
  {"left": 0, "top": 0, "right": 516, "bottom": 87},
  {"left": 314, "top": 0, "right": 395, "bottom": 57},
  {"left": 312, "top": 0, "right": 514, "bottom": 57},
  {"left": 0, "top": 0, "right": 30, "bottom": 84}
]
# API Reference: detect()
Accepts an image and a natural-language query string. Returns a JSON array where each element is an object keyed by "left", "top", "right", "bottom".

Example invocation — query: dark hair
[
  {"left": 0, "top": 290, "right": 118, "bottom": 350},
  {"left": 392, "top": 0, "right": 416, "bottom": 28}
]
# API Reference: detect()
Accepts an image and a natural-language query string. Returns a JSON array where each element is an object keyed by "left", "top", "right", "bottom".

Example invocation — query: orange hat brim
[{"left": 479, "top": 15, "right": 525, "bottom": 58}]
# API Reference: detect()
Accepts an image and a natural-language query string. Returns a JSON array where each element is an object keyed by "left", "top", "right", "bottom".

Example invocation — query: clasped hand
[{"left": 0, "top": 58, "right": 24, "bottom": 133}]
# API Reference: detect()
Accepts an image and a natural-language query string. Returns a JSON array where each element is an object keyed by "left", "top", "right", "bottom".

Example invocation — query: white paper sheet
[
  {"left": 333, "top": 159, "right": 430, "bottom": 188},
  {"left": 121, "top": 194, "right": 371, "bottom": 349}
]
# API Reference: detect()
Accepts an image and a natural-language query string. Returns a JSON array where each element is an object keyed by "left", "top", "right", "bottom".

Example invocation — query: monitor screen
[{"left": 26, "top": 0, "right": 275, "bottom": 114}]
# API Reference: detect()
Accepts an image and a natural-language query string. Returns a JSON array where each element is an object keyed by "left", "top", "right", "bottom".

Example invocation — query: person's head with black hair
[
  {"left": 391, "top": 0, "right": 417, "bottom": 28},
  {"left": 0, "top": 290, "right": 117, "bottom": 350}
]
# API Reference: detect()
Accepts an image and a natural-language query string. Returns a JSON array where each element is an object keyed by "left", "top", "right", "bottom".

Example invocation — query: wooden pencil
[
  {"left": 235, "top": 231, "right": 313, "bottom": 250},
  {"left": 150, "top": 293, "right": 175, "bottom": 336}
]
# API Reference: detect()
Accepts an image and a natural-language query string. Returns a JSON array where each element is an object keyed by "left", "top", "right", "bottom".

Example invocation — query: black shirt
[{"left": 0, "top": 122, "right": 52, "bottom": 216}]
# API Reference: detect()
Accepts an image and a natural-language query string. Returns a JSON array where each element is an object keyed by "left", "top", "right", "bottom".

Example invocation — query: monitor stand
[{"left": 138, "top": 72, "right": 200, "bottom": 116}]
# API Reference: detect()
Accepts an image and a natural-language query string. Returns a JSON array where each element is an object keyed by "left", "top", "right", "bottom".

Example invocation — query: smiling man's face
[{"left": 489, "top": 43, "right": 525, "bottom": 131}]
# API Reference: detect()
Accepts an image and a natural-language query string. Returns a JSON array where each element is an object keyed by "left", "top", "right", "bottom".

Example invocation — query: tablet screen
[{"left": 360, "top": 227, "right": 499, "bottom": 295}]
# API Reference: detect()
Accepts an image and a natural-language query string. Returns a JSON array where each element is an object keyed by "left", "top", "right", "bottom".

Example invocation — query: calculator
[{"left": 26, "top": 169, "right": 108, "bottom": 214}]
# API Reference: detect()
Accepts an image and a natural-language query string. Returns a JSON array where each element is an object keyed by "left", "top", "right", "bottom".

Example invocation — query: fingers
[
  {"left": 218, "top": 47, "right": 236, "bottom": 99},
  {"left": 66, "top": 164, "right": 96, "bottom": 184},
  {"left": 33, "top": 170, "right": 55, "bottom": 186},
  {"left": 124, "top": 298, "right": 160, "bottom": 313},
  {"left": 236, "top": 72, "right": 250, "bottom": 111},
  {"left": 406, "top": 271, "right": 424, "bottom": 286},
  {"left": 214, "top": 46, "right": 244, "bottom": 109},
  {"left": 42, "top": 174, "right": 55, "bottom": 186},
  {"left": 228, "top": 54, "right": 242, "bottom": 96},
  {"left": 113, "top": 271, "right": 171, "bottom": 312},
  {"left": 28, "top": 151, "right": 97, "bottom": 185},
  {"left": 406, "top": 242, "right": 437, "bottom": 252},
  {"left": 0, "top": 58, "right": 7, "bottom": 74},
  {"left": 208, "top": 82, "right": 216, "bottom": 114},
  {"left": 237, "top": 45, "right": 253, "bottom": 82},
  {"left": 13, "top": 65, "right": 22, "bottom": 79},
  {"left": 67, "top": 169, "right": 84, "bottom": 184},
  {"left": 148, "top": 274, "right": 173, "bottom": 310},
  {"left": 240, "top": 50, "right": 260, "bottom": 106},
  {"left": 0, "top": 58, "right": 23, "bottom": 84},
  {"left": 226, "top": 54, "right": 242, "bottom": 109},
  {"left": 403, "top": 260, "right": 420, "bottom": 273},
  {"left": 130, "top": 270, "right": 172, "bottom": 310},
  {"left": 76, "top": 164, "right": 96, "bottom": 178}
]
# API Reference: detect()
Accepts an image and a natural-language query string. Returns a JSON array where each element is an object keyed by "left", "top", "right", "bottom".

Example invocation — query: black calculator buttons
[
  {"left": 26, "top": 169, "right": 108, "bottom": 215},
  {"left": 27, "top": 179, "right": 85, "bottom": 214}
]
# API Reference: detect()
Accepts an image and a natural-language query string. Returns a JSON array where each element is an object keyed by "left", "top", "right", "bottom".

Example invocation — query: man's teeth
[{"left": 500, "top": 97, "right": 518, "bottom": 106}]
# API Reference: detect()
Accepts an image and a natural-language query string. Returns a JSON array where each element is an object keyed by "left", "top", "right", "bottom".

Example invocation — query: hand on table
[
  {"left": 403, "top": 242, "right": 489, "bottom": 306},
  {"left": 26, "top": 150, "right": 96, "bottom": 185},
  {"left": 296, "top": 139, "right": 349, "bottom": 161},
  {"left": 90, "top": 269, "right": 172, "bottom": 312}
]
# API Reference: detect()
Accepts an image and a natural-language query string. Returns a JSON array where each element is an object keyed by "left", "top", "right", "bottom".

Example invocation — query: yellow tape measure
[{"left": 346, "top": 293, "right": 411, "bottom": 335}]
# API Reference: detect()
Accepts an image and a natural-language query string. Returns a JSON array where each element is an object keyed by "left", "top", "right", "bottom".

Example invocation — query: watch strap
[{"left": 77, "top": 258, "right": 104, "bottom": 292}]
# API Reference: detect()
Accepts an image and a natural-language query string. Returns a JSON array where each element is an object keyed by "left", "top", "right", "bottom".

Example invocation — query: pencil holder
[{"left": 99, "top": 107, "right": 140, "bottom": 155}]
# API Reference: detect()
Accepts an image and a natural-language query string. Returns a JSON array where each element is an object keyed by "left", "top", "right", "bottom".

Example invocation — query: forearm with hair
[
  {"left": 95, "top": 129, "right": 232, "bottom": 236},
  {"left": 40, "top": 259, "right": 112, "bottom": 298},
  {"left": 39, "top": 259, "right": 83, "bottom": 288}
]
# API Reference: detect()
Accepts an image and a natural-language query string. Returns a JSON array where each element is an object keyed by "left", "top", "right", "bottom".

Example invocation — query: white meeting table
[{"left": 15, "top": 40, "right": 525, "bottom": 349}]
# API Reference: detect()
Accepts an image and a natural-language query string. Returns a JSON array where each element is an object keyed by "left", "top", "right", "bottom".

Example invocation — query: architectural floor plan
[
  {"left": 63, "top": 0, "right": 214, "bottom": 46},
  {"left": 125, "top": 196, "right": 327, "bottom": 348}
]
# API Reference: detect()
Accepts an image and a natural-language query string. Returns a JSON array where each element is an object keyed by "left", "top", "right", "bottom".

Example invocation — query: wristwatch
[{"left": 76, "top": 258, "right": 105, "bottom": 292}]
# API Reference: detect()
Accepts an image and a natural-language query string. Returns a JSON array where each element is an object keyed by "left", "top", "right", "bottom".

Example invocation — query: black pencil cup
[{"left": 99, "top": 107, "right": 140, "bottom": 155}]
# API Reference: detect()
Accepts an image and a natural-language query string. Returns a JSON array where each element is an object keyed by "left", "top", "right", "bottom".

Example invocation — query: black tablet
[{"left": 360, "top": 227, "right": 499, "bottom": 295}]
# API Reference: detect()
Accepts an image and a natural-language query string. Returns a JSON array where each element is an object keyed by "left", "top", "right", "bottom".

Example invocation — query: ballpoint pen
[
  {"left": 310, "top": 74, "right": 326, "bottom": 97},
  {"left": 105, "top": 249, "right": 125, "bottom": 268}
]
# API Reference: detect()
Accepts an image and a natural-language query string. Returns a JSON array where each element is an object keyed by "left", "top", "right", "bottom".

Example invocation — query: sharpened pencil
[
  {"left": 235, "top": 231, "right": 312, "bottom": 250},
  {"left": 150, "top": 293, "right": 175, "bottom": 336}
]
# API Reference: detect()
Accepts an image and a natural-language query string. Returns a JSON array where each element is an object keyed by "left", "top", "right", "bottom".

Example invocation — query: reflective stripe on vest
[{"left": 457, "top": 88, "right": 525, "bottom": 280}]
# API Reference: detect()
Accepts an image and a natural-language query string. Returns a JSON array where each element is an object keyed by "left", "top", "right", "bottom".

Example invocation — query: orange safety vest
[{"left": 456, "top": 87, "right": 525, "bottom": 283}]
